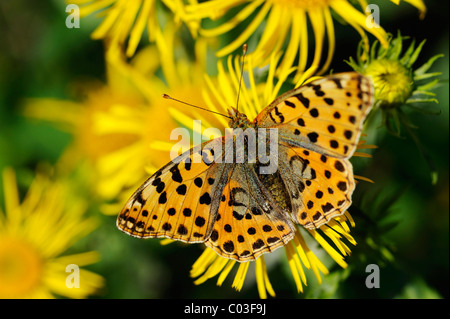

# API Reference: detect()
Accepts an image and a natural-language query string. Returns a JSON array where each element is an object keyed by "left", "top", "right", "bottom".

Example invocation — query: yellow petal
[
  {"left": 2, "top": 168, "right": 21, "bottom": 229},
  {"left": 331, "top": 1, "right": 388, "bottom": 48},
  {"left": 199, "top": 0, "right": 264, "bottom": 37},
  {"left": 190, "top": 248, "right": 217, "bottom": 278},
  {"left": 285, "top": 243, "right": 304, "bottom": 293},
  {"left": 308, "top": 229, "right": 348, "bottom": 269},
  {"left": 232, "top": 262, "right": 249, "bottom": 291},
  {"left": 217, "top": 259, "right": 236, "bottom": 286},
  {"left": 215, "top": 2, "right": 271, "bottom": 57},
  {"left": 126, "top": 0, "right": 153, "bottom": 57}
]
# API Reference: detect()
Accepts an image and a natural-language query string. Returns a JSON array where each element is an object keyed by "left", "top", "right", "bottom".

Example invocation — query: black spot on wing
[{"left": 295, "top": 93, "right": 310, "bottom": 108}]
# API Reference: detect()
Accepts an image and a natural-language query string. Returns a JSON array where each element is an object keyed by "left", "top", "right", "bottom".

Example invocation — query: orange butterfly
[{"left": 117, "top": 72, "right": 373, "bottom": 262}]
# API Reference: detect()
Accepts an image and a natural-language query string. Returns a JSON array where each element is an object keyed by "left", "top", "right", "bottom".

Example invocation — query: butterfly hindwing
[
  {"left": 117, "top": 138, "right": 230, "bottom": 243},
  {"left": 277, "top": 142, "right": 355, "bottom": 229},
  {"left": 205, "top": 163, "right": 295, "bottom": 261},
  {"left": 255, "top": 72, "right": 373, "bottom": 159}
]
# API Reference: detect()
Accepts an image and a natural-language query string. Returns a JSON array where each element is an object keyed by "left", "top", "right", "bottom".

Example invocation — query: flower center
[
  {"left": 364, "top": 59, "right": 414, "bottom": 108},
  {"left": 0, "top": 237, "right": 43, "bottom": 298},
  {"left": 269, "top": 0, "right": 331, "bottom": 9}
]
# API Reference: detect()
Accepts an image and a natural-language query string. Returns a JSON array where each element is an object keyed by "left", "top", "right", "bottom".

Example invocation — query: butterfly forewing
[
  {"left": 117, "top": 138, "right": 230, "bottom": 243},
  {"left": 256, "top": 72, "right": 373, "bottom": 159}
]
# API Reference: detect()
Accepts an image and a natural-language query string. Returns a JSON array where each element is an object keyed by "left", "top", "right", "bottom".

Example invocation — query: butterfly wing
[
  {"left": 205, "top": 162, "right": 296, "bottom": 261},
  {"left": 255, "top": 72, "right": 373, "bottom": 229},
  {"left": 117, "top": 138, "right": 231, "bottom": 243},
  {"left": 277, "top": 142, "right": 355, "bottom": 229},
  {"left": 255, "top": 72, "right": 373, "bottom": 159}
]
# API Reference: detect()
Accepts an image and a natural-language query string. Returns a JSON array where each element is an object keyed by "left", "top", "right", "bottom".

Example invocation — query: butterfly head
[{"left": 228, "top": 107, "right": 253, "bottom": 129}]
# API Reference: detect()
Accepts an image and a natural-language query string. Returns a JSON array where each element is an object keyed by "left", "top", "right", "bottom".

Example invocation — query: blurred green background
[{"left": 0, "top": 0, "right": 448, "bottom": 298}]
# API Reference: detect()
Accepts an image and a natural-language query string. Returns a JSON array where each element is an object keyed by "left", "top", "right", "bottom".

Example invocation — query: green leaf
[
  {"left": 391, "top": 108, "right": 404, "bottom": 133},
  {"left": 346, "top": 57, "right": 363, "bottom": 73},
  {"left": 375, "top": 187, "right": 407, "bottom": 220},
  {"left": 406, "top": 97, "right": 439, "bottom": 105},
  {"left": 402, "top": 118, "right": 439, "bottom": 184},
  {"left": 388, "top": 33, "right": 404, "bottom": 60},
  {"left": 396, "top": 278, "right": 442, "bottom": 299},
  {"left": 370, "top": 38, "right": 380, "bottom": 61},
  {"left": 414, "top": 71, "right": 442, "bottom": 81},
  {"left": 406, "top": 39, "right": 426, "bottom": 68},
  {"left": 415, "top": 78, "right": 441, "bottom": 91},
  {"left": 410, "top": 90, "right": 437, "bottom": 97},
  {"left": 400, "top": 38, "right": 417, "bottom": 65},
  {"left": 414, "top": 54, "right": 444, "bottom": 75},
  {"left": 379, "top": 220, "right": 400, "bottom": 234},
  {"left": 404, "top": 103, "right": 441, "bottom": 115}
]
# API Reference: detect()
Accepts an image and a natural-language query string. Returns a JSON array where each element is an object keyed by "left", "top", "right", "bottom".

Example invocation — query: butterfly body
[
  {"left": 117, "top": 72, "right": 374, "bottom": 261},
  {"left": 228, "top": 107, "right": 255, "bottom": 129}
]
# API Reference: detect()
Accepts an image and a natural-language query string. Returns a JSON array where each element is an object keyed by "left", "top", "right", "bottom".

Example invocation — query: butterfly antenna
[
  {"left": 162, "top": 94, "right": 232, "bottom": 119},
  {"left": 236, "top": 44, "right": 247, "bottom": 113}
]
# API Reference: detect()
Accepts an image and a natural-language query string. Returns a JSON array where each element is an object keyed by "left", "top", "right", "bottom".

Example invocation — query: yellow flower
[
  {"left": 191, "top": 214, "right": 356, "bottom": 298},
  {"left": 71, "top": 0, "right": 200, "bottom": 57},
  {"left": 0, "top": 168, "right": 103, "bottom": 298},
  {"left": 185, "top": 0, "right": 390, "bottom": 81},
  {"left": 390, "top": 0, "right": 427, "bottom": 19},
  {"left": 25, "top": 48, "right": 174, "bottom": 201},
  {"left": 349, "top": 32, "right": 441, "bottom": 111},
  {"left": 24, "top": 29, "right": 211, "bottom": 207},
  {"left": 365, "top": 59, "right": 414, "bottom": 108},
  {"left": 348, "top": 32, "right": 442, "bottom": 184}
]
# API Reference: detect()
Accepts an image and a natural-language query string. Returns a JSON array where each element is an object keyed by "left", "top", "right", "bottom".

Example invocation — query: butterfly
[{"left": 117, "top": 72, "right": 374, "bottom": 262}]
